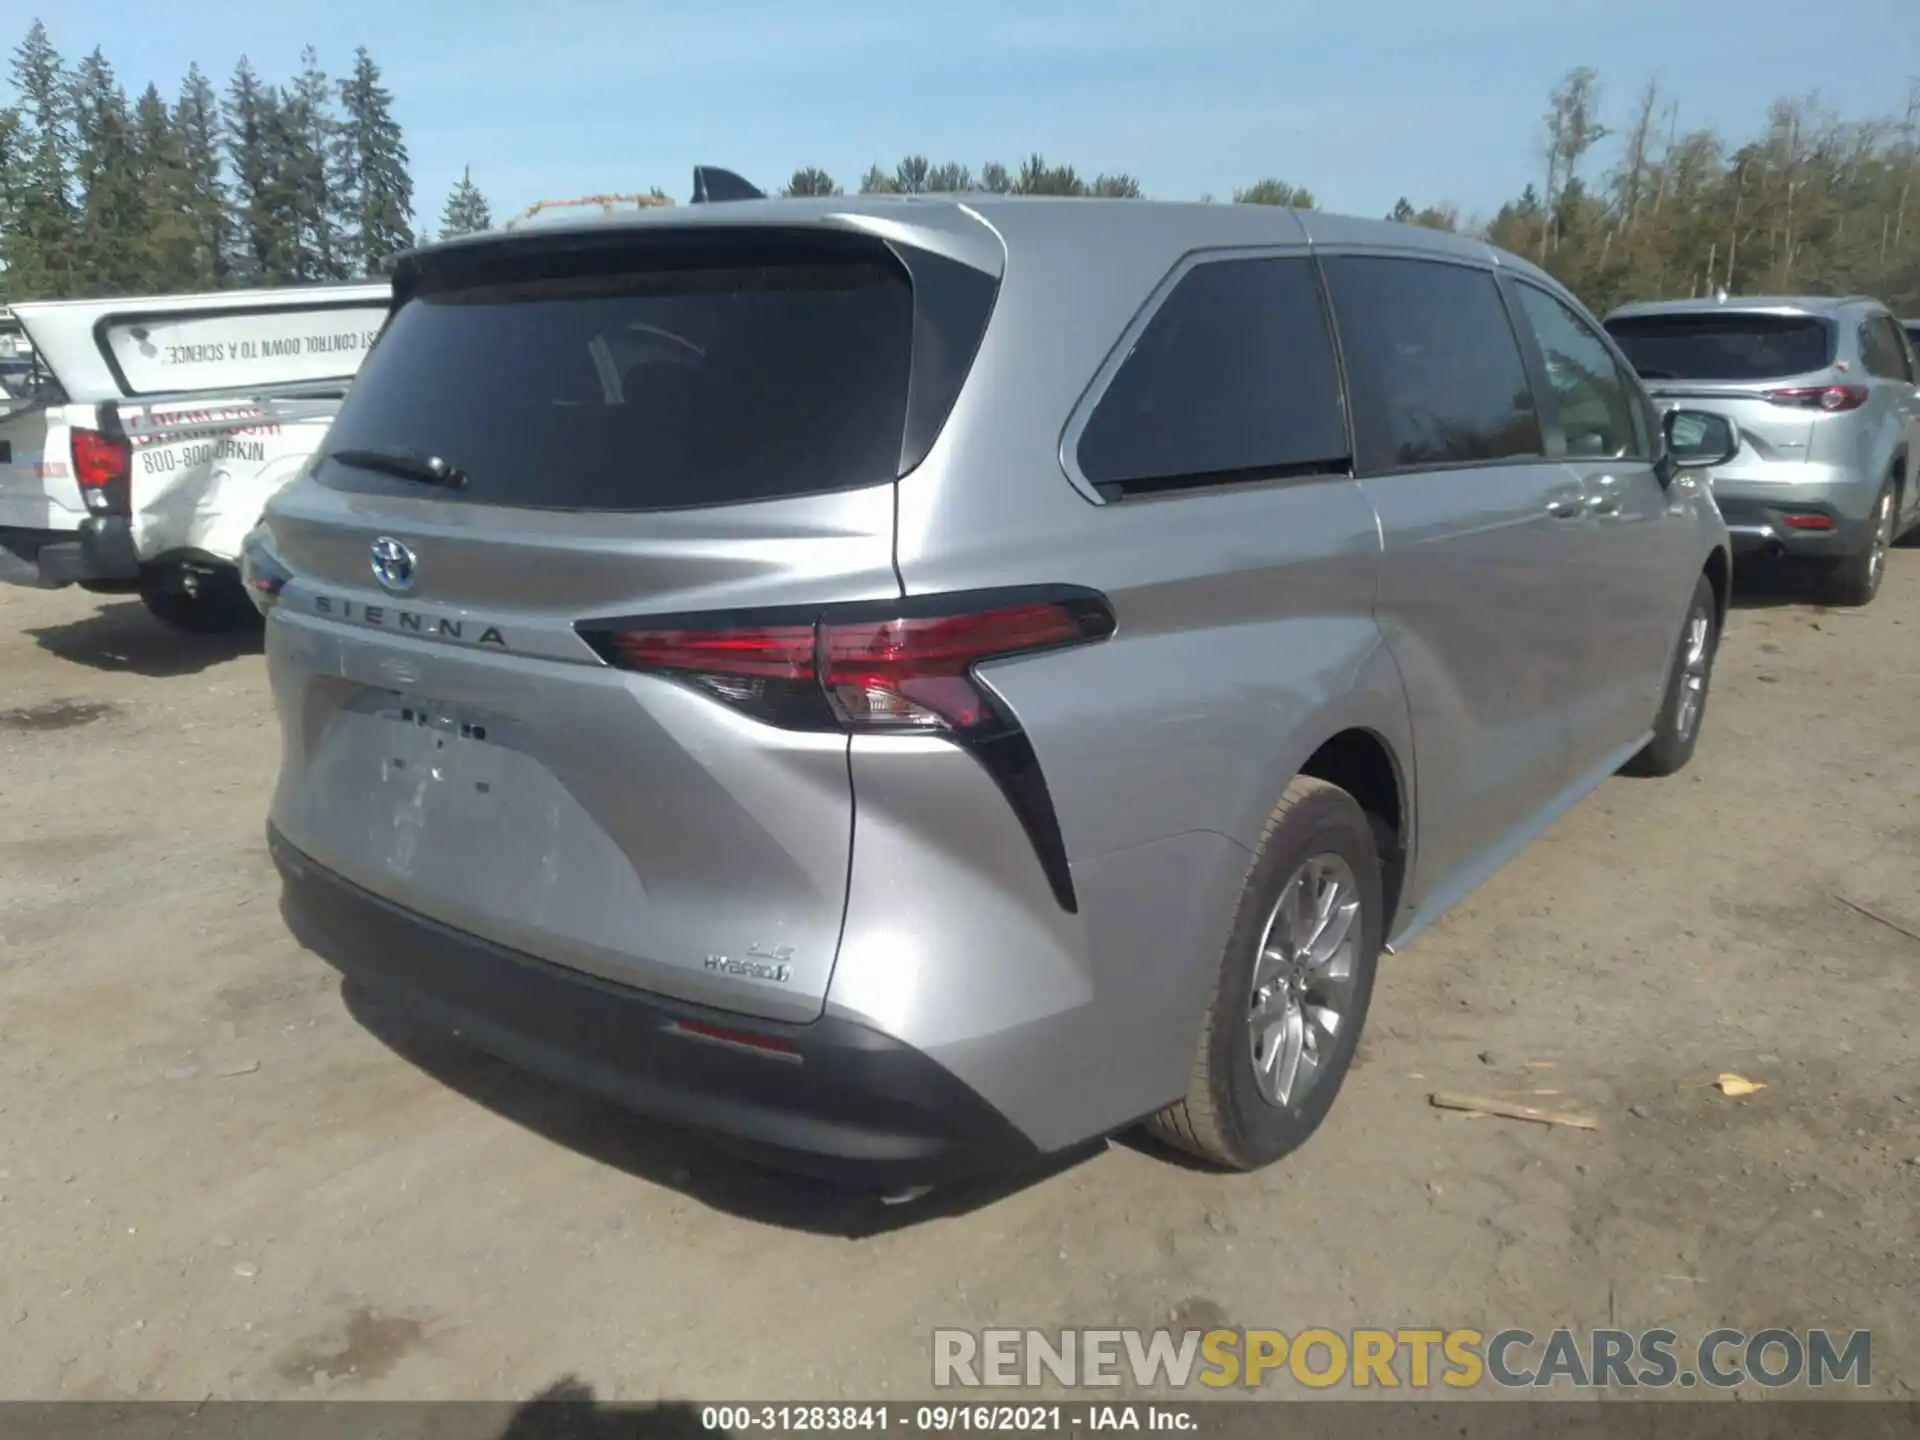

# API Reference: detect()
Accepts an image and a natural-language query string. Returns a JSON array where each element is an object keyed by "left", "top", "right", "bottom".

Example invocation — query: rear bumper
[
  {"left": 268, "top": 826, "right": 1043, "bottom": 1188},
  {"left": 1710, "top": 480, "right": 1879, "bottom": 560},
  {"left": 0, "top": 519, "right": 140, "bottom": 589}
]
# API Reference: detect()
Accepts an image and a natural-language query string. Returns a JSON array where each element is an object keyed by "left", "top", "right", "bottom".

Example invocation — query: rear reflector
[
  {"left": 1779, "top": 512, "right": 1836, "bottom": 531},
  {"left": 669, "top": 1018, "right": 802, "bottom": 1062},
  {"left": 1764, "top": 384, "right": 1868, "bottom": 412}
]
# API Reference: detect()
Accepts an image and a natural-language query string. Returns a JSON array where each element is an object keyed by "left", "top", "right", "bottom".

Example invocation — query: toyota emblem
[{"left": 370, "top": 536, "right": 417, "bottom": 593}]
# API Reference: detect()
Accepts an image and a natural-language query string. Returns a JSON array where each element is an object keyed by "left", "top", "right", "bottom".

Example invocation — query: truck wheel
[
  {"left": 1819, "top": 482, "right": 1894, "bottom": 607},
  {"left": 1145, "top": 776, "right": 1382, "bottom": 1171},
  {"left": 139, "top": 570, "right": 262, "bottom": 635}
]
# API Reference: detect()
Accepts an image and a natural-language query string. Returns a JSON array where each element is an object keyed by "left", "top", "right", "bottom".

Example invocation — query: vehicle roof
[
  {"left": 1606, "top": 294, "right": 1885, "bottom": 321},
  {"left": 407, "top": 192, "right": 1557, "bottom": 289}
]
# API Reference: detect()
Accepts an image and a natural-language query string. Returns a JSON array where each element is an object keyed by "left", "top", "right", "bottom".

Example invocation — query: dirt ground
[{"left": 1, "top": 555, "right": 1917, "bottom": 1406}]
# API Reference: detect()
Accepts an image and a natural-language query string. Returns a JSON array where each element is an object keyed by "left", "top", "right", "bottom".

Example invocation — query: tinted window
[
  {"left": 1076, "top": 256, "right": 1347, "bottom": 490},
  {"left": 1906, "top": 322, "right": 1920, "bottom": 352},
  {"left": 1859, "top": 316, "right": 1913, "bottom": 382},
  {"left": 1515, "top": 283, "right": 1644, "bottom": 458},
  {"left": 1321, "top": 256, "right": 1542, "bottom": 472},
  {"left": 318, "top": 249, "right": 915, "bottom": 511},
  {"left": 1605, "top": 312, "right": 1836, "bottom": 381}
]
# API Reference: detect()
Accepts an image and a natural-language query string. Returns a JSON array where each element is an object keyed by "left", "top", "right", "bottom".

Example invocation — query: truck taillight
[
  {"left": 71, "top": 427, "right": 132, "bottom": 514},
  {"left": 1764, "top": 384, "right": 1868, "bottom": 412}
]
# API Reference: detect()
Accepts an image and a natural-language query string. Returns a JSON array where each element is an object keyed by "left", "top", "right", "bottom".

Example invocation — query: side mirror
[{"left": 1662, "top": 408, "right": 1740, "bottom": 471}]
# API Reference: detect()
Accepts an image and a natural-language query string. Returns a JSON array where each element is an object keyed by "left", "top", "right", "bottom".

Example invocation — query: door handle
[
  {"left": 1546, "top": 494, "right": 1585, "bottom": 519},
  {"left": 1586, "top": 491, "right": 1621, "bottom": 515}
]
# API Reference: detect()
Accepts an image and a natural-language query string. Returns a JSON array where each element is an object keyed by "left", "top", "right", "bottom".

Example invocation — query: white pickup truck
[{"left": 0, "top": 282, "right": 390, "bottom": 631}]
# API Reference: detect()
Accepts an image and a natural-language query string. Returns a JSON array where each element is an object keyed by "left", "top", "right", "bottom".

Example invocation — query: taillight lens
[
  {"left": 239, "top": 530, "right": 292, "bottom": 613},
  {"left": 821, "top": 604, "right": 1088, "bottom": 729},
  {"left": 582, "top": 591, "right": 1114, "bottom": 736},
  {"left": 1764, "top": 384, "right": 1868, "bottom": 412},
  {"left": 71, "top": 427, "right": 132, "bottom": 514}
]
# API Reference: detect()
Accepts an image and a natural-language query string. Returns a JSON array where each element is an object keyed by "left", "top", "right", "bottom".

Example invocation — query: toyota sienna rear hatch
[{"left": 263, "top": 216, "right": 1001, "bottom": 1022}]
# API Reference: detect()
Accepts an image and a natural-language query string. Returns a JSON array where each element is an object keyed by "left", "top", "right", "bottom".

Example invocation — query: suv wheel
[
  {"left": 139, "top": 568, "right": 262, "bottom": 635},
  {"left": 1146, "top": 776, "right": 1382, "bottom": 1170},
  {"left": 1623, "top": 572, "right": 1718, "bottom": 778},
  {"left": 1819, "top": 482, "right": 1894, "bottom": 607}
]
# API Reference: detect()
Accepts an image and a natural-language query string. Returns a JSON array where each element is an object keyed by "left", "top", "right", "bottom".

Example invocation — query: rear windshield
[
  {"left": 1604, "top": 313, "right": 1836, "bottom": 382},
  {"left": 317, "top": 251, "right": 915, "bottom": 511}
]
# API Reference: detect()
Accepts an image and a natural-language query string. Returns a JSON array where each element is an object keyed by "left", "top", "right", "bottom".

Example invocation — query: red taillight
[
  {"left": 1779, "top": 512, "right": 1836, "bottom": 531},
  {"left": 608, "top": 625, "right": 817, "bottom": 679},
  {"left": 71, "top": 427, "right": 132, "bottom": 499},
  {"left": 821, "top": 604, "right": 1085, "bottom": 729},
  {"left": 585, "top": 593, "right": 1114, "bottom": 735},
  {"left": 1764, "top": 384, "right": 1868, "bottom": 412}
]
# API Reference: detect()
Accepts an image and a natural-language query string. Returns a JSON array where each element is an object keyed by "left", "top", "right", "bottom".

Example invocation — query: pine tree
[
  {"left": 437, "top": 164, "right": 491, "bottom": 237},
  {"left": 224, "top": 57, "right": 282, "bottom": 282},
  {"left": 69, "top": 46, "right": 148, "bottom": 294},
  {"left": 173, "top": 63, "right": 230, "bottom": 287},
  {"left": 6, "top": 20, "right": 77, "bottom": 296},
  {"left": 0, "top": 107, "right": 25, "bottom": 299},
  {"left": 334, "top": 46, "right": 412, "bottom": 274},
  {"left": 132, "top": 82, "right": 201, "bottom": 291},
  {"left": 284, "top": 46, "right": 344, "bottom": 279}
]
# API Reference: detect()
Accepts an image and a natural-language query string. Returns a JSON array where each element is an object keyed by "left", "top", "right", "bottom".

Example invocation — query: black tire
[
  {"left": 139, "top": 571, "right": 263, "bottom": 635},
  {"left": 1145, "top": 776, "right": 1382, "bottom": 1171},
  {"left": 1817, "top": 480, "right": 1894, "bottom": 607},
  {"left": 1622, "top": 571, "right": 1718, "bottom": 779}
]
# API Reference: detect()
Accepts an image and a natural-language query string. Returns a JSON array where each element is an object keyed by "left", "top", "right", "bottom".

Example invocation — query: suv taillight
[
  {"left": 578, "top": 589, "right": 1116, "bottom": 913},
  {"left": 1764, "top": 384, "right": 1868, "bottom": 412},
  {"left": 71, "top": 427, "right": 133, "bottom": 514}
]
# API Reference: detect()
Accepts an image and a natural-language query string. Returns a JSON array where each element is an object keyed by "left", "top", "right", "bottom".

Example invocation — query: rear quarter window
[
  {"left": 1075, "top": 255, "right": 1348, "bottom": 496},
  {"left": 317, "top": 244, "right": 920, "bottom": 512},
  {"left": 1604, "top": 312, "right": 1836, "bottom": 381}
]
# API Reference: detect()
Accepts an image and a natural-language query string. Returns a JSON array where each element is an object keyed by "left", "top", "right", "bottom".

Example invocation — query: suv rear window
[
  {"left": 318, "top": 244, "right": 918, "bottom": 511},
  {"left": 1604, "top": 312, "right": 1836, "bottom": 381}
]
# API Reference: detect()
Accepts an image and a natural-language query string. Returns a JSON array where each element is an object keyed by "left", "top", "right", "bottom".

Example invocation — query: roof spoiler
[{"left": 690, "top": 166, "right": 766, "bottom": 204}]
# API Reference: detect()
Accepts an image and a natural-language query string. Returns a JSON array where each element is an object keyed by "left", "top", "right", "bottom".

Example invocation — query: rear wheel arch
[{"left": 1296, "top": 727, "right": 1409, "bottom": 938}]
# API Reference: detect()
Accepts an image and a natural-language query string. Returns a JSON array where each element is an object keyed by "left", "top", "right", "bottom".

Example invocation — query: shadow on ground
[
  {"left": 340, "top": 978, "right": 1103, "bottom": 1238},
  {"left": 498, "top": 1379, "right": 712, "bottom": 1438},
  {"left": 27, "top": 598, "right": 262, "bottom": 676},
  {"left": 1727, "top": 554, "right": 1858, "bottom": 611}
]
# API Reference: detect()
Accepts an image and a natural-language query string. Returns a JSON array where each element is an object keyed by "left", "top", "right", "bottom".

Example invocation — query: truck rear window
[
  {"left": 1604, "top": 313, "right": 1835, "bottom": 382},
  {"left": 317, "top": 248, "right": 917, "bottom": 511}
]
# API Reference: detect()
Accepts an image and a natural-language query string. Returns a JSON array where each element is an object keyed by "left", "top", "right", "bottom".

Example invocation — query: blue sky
[{"left": 21, "top": 0, "right": 1920, "bottom": 228}]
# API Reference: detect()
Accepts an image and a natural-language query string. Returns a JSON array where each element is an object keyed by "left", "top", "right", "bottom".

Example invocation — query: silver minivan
[
  {"left": 251, "top": 196, "right": 1733, "bottom": 1189},
  {"left": 1605, "top": 295, "right": 1920, "bottom": 606}
]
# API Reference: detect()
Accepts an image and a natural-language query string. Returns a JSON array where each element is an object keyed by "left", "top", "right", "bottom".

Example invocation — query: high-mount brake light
[{"left": 1764, "top": 384, "right": 1868, "bottom": 412}]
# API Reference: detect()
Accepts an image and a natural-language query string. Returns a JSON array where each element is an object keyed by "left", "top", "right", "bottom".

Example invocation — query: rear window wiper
[{"left": 325, "top": 447, "right": 469, "bottom": 491}]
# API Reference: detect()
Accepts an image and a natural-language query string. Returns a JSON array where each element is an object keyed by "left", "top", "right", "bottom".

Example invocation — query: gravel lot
[{"left": 2, "top": 556, "right": 1917, "bottom": 1403}]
